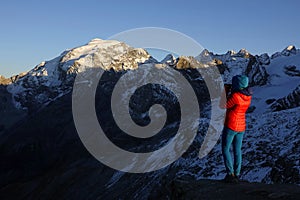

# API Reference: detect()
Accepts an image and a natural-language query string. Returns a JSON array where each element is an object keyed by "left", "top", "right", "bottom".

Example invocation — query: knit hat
[{"left": 232, "top": 75, "right": 249, "bottom": 91}]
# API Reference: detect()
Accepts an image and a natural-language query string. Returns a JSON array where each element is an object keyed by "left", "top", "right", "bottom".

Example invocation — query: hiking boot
[
  {"left": 223, "top": 174, "right": 239, "bottom": 183},
  {"left": 234, "top": 175, "right": 240, "bottom": 182}
]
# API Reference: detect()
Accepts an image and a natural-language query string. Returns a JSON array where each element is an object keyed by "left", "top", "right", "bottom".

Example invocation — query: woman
[{"left": 221, "top": 75, "right": 252, "bottom": 183}]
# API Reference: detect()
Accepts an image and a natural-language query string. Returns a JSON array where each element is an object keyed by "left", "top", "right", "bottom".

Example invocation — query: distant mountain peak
[
  {"left": 87, "top": 38, "right": 104, "bottom": 44},
  {"left": 195, "top": 49, "right": 214, "bottom": 63},
  {"left": 226, "top": 50, "right": 236, "bottom": 56},
  {"left": 281, "top": 45, "right": 297, "bottom": 56},
  {"left": 237, "top": 48, "right": 250, "bottom": 56},
  {"left": 271, "top": 45, "right": 298, "bottom": 59},
  {"left": 86, "top": 38, "right": 121, "bottom": 46},
  {"left": 6, "top": 39, "right": 151, "bottom": 110},
  {"left": 286, "top": 45, "right": 296, "bottom": 51},
  {"left": 200, "top": 49, "right": 211, "bottom": 55},
  {"left": 161, "top": 54, "right": 177, "bottom": 65}
]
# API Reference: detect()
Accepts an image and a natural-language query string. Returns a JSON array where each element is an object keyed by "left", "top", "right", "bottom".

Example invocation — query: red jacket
[{"left": 224, "top": 91, "right": 252, "bottom": 132}]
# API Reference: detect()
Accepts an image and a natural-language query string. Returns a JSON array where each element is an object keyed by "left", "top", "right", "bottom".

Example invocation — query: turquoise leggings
[{"left": 222, "top": 127, "right": 244, "bottom": 176}]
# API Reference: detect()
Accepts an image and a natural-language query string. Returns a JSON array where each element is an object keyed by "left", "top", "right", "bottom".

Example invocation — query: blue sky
[{"left": 0, "top": 0, "right": 299, "bottom": 77}]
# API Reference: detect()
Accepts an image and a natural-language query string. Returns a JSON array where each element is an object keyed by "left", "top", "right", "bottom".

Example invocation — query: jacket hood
[{"left": 238, "top": 87, "right": 253, "bottom": 97}]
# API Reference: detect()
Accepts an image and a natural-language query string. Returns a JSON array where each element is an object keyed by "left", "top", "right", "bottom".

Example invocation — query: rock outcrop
[
  {"left": 245, "top": 55, "right": 269, "bottom": 86},
  {"left": 270, "top": 85, "right": 300, "bottom": 111},
  {"left": 149, "top": 176, "right": 300, "bottom": 200}
]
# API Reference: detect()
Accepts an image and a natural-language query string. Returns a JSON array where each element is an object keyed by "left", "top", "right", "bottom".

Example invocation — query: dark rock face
[
  {"left": 270, "top": 85, "right": 300, "bottom": 111},
  {"left": 257, "top": 53, "right": 270, "bottom": 65},
  {"left": 245, "top": 56, "right": 269, "bottom": 86},
  {"left": 0, "top": 84, "right": 26, "bottom": 133},
  {"left": 284, "top": 65, "right": 300, "bottom": 77},
  {"left": 0, "top": 68, "right": 211, "bottom": 200},
  {"left": 266, "top": 157, "right": 300, "bottom": 184}
]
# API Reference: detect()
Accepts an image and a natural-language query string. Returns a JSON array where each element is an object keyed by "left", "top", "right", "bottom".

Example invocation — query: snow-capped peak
[
  {"left": 237, "top": 48, "right": 251, "bottom": 57},
  {"left": 87, "top": 38, "right": 121, "bottom": 47},
  {"left": 286, "top": 45, "right": 295, "bottom": 51},
  {"left": 6, "top": 38, "right": 151, "bottom": 110},
  {"left": 271, "top": 45, "right": 298, "bottom": 59},
  {"left": 281, "top": 45, "right": 297, "bottom": 56},
  {"left": 88, "top": 38, "right": 104, "bottom": 44}
]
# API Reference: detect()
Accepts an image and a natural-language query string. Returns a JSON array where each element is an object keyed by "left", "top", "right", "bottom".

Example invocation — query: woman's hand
[{"left": 224, "top": 84, "right": 232, "bottom": 97}]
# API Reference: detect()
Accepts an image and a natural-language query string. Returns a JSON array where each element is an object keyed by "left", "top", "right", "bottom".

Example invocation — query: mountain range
[{"left": 0, "top": 39, "right": 299, "bottom": 199}]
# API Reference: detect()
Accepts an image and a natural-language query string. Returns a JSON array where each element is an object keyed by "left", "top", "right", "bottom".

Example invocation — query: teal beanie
[{"left": 232, "top": 75, "right": 249, "bottom": 91}]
